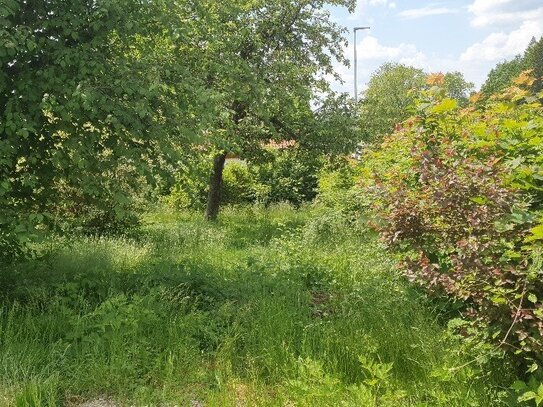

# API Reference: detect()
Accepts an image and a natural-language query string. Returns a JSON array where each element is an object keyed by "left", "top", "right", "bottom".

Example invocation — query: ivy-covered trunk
[{"left": 205, "top": 152, "right": 227, "bottom": 221}]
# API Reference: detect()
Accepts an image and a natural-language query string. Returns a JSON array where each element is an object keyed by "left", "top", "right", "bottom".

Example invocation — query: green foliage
[
  {"left": 222, "top": 162, "right": 257, "bottom": 205},
  {"left": 525, "top": 37, "right": 543, "bottom": 92},
  {"left": 165, "top": 153, "right": 212, "bottom": 210},
  {"left": 0, "top": 206, "right": 515, "bottom": 405},
  {"left": 317, "top": 159, "right": 369, "bottom": 218},
  {"left": 482, "top": 36, "right": 543, "bottom": 97},
  {"left": 443, "top": 71, "right": 475, "bottom": 106},
  {"left": 252, "top": 150, "right": 324, "bottom": 207},
  {"left": 361, "top": 72, "right": 543, "bottom": 366},
  {"left": 167, "top": 149, "right": 325, "bottom": 209},
  {"left": 192, "top": 0, "right": 361, "bottom": 219},
  {"left": 359, "top": 64, "right": 473, "bottom": 142},
  {"left": 0, "top": 0, "right": 214, "bottom": 258},
  {"left": 359, "top": 63, "right": 426, "bottom": 142},
  {"left": 482, "top": 55, "right": 528, "bottom": 97},
  {"left": 197, "top": 0, "right": 356, "bottom": 155},
  {"left": 0, "top": 0, "right": 363, "bottom": 245},
  {"left": 513, "top": 376, "right": 543, "bottom": 406},
  {"left": 303, "top": 93, "right": 361, "bottom": 155}
]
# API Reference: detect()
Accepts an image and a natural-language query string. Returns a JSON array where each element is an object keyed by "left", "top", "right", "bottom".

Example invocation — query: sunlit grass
[{"left": 0, "top": 205, "right": 515, "bottom": 406}]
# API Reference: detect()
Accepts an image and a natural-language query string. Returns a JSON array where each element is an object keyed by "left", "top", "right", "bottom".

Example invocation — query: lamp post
[{"left": 354, "top": 26, "right": 370, "bottom": 104}]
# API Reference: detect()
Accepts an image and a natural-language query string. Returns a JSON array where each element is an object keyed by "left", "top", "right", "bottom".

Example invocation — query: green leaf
[
  {"left": 518, "top": 391, "right": 537, "bottom": 402},
  {"left": 431, "top": 98, "right": 457, "bottom": 114},
  {"left": 470, "top": 196, "right": 487, "bottom": 205},
  {"left": 527, "top": 364, "right": 540, "bottom": 374},
  {"left": 491, "top": 296, "right": 507, "bottom": 304},
  {"left": 525, "top": 224, "right": 543, "bottom": 242},
  {"left": 512, "top": 380, "right": 528, "bottom": 392},
  {"left": 537, "top": 384, "right": 543, "bottom": 406}
]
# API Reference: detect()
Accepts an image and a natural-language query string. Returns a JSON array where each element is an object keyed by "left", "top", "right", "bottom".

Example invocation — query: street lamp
[{"left": 353, "top": 26, "right": 370, "bottom": 104}]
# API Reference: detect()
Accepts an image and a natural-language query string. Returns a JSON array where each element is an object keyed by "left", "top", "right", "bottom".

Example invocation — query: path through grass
[{"left": 0, "top": 206, "right": 515, "bottom": 406}]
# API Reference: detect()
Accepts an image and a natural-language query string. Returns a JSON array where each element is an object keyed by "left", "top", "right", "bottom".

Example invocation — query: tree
[
  {"left": 481, "top": 55, "right": 528, "bottom": 97},
  {"left": 359, "top": 64, "right": 475, "bottom": 142},
  {"left": 358, "top": 63, "right": 426, "bottom": 142},
  {"left": 525, "top": 36, "right": 543, "bottom": 92},
  {"left": 481, "top": 36, "right": 543, "bottom": 97},
  {"left": 194, "top": 0, "right": 357, "bottom": 220},
  {"left": 443, "top": 72, "right": 475, "bottom": 106},
  {"left": 0, "top": 0, "right": 209, "bottom": 257}
]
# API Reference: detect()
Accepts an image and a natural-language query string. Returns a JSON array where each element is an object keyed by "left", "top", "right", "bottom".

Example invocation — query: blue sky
[{"left": 327, "top": 0, "right": 543, "bottom": 95}]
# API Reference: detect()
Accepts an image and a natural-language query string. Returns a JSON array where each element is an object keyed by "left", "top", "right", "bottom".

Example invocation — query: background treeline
[{"left": 482, "top": 37, "right": 543, "bottom": 96}]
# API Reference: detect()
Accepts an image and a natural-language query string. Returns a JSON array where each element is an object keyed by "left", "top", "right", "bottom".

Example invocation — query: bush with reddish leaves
[{"left": 363, "top": 72, "right": 543, "bottom": 367}]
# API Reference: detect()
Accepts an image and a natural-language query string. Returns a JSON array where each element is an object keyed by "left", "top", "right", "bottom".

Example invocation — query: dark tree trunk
[
  {"left": 205, "top": 152, "right": 227, "bottom": 221},
  {"left": 204, "top": 101, "right": 245, "bottom": 221}
]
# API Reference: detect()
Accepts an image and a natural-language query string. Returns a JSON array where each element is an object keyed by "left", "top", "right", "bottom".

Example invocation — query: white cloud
[
  {"left": 468, "top": 0, "right": 543, "bottom": 27},
  {"left": 461, "top": 20, "right": 543, "bottom": 62},
  {"left": 398, "top": 6, "right": 456, "bottom": 20},
  {"left": 329, "top": 34, "right": 500, "bottom": 96},
  {"left": 367, "top": 0, "right": 394, "bottom": 6},
  {"left": 329, "top": 36, "right": 430, "bottom": 95},
  {"left": 329, "top": 0, "right": 543, "bottom": 97},
  {"left": 348, "top": 0, "right": 397, "bottom": 21},
  {"left": 357, "top": 36, "right": 425, "bottom": 62}
]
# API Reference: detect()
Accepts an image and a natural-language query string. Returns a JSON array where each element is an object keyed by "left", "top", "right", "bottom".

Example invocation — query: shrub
[
  {"left": 165, "top": 149, "right": 324, "bottom": 210},
  {"left": 253, "top": 149, "right": 324, "bottom": 207},
  {"left": 0, "top": 217, "right": 31, "bottom": 262},
  {"left": 46, "top": 171, "right": 150, "bottom": 236},
  {"left": 222, "top": 161, "right": 257, "bottom": 205},
  {"left": 362, "top": 72, "right": 543, "bottom": 367},
  {"left": 317, "top": 159, "right": 370, "bottom": 218}
]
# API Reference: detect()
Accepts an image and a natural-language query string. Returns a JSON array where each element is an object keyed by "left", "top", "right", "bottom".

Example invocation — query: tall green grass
[{"left": 0, "top": 205, "right": 516, "bottom": 406}]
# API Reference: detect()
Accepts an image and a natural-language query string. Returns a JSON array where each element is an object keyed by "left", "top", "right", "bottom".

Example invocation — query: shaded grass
[{"left": 0, "top": 205, "right": 516, "bottom": 406}]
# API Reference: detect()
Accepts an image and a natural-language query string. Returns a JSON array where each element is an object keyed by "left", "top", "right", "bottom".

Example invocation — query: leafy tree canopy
[
  {"left": 195, "top": 0, "right": 359, "bottom": 219},
  {"left": 358, "top": 63, "right": 473, "bottom": 142},
  {"left": 481, "top": 36, "right": 543, "bottom": 97},
  {"left": 0, "top": 0, "right": 362, "bottom": 250},
  {"left": 0, "top": 0, "right": 213, "bottom": 256}
]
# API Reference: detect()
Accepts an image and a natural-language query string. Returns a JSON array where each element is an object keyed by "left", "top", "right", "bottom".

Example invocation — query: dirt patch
[{"left": 72, "top": 397, "right": 120, "bottom": 407}]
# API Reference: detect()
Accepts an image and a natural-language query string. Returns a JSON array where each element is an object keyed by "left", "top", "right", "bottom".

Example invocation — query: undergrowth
[{"left": 0, "top": 205, "right": 517, "bottom": 406}]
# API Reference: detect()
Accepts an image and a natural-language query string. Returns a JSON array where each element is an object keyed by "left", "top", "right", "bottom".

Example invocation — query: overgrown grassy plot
[{"left": 0, "top": 206, "right": 515, "bottom": 406}]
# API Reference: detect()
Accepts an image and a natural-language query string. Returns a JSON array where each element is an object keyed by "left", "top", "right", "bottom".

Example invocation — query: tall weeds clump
[{"left": 362, "top": 71, "right": 543, "bottom": 368}]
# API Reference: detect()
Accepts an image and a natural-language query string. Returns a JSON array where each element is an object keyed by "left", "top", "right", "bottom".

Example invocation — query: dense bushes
[
  {"left": 165, "top": 154, "right": 212, "bottom": 210},
  {"left": 222, "top": 161, "right": 259, "bottom": 205},
  {"left": 361, "top": 72, "right": 543, "bottom": 367},
  {"left": 166, "top": 149, "right": 324, "bottom": 209},
  {"left": 251, "top": 150, "right": 324, "bottom": 206},
  {"left": 482, "top": 37, "right": 543, "bottom": 97},
  {"left": 317, "top": 159, "right": 370, "bottom": 219}
]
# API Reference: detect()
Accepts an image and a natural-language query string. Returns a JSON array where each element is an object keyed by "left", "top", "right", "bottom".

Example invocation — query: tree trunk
[{"left": 205, "top": 152, "right": 227, "bottom": 221}]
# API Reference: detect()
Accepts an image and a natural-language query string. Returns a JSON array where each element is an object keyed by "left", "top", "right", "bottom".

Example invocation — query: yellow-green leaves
[
  {"left": 526, "top": 223, "right": 543, "bottom": 243},
  {"left": 430, "top": 98, "right": 457, "bottom": 114}
]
